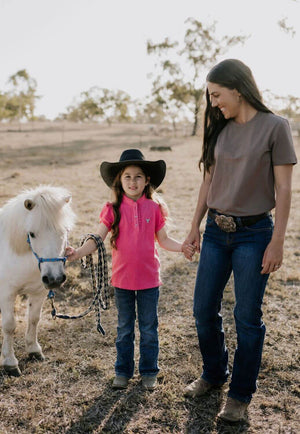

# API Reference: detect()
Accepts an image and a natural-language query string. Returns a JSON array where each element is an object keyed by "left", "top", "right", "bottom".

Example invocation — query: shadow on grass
[
  {"left": 184, "top": 390, "right": 222, "bottom": 433},
  {"left": 65, "top": 381, "right": 147, "bottom": 433},
  {"left": 184, "top": 390, "right": 250, "bottom": 433},
  {"left": 0, "top": 140, "right": 99, "bottom": 168},
  {"left": 0, "top": 137, "right": 172, "bottom": 170}
]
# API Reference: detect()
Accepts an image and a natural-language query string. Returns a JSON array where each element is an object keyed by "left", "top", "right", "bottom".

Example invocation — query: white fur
[{"left": 0, "top": 185, "right": 75, "bottom": 373}]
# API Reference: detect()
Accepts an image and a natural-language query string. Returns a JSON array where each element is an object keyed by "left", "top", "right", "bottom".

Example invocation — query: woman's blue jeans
[
  {"left": 114, "top": 286, "right": 159, "bottom": 378},
  {"left": 194, "top": 214, "right": 273, "bottom": 403}
]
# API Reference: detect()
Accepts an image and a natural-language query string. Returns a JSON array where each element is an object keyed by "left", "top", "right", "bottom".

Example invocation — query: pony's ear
[
  {"left": 64, "top": 195, "right": 72, "bottom": 204},
  {"left": 24, "top": 199, "right": 35, "bottom": 210}
]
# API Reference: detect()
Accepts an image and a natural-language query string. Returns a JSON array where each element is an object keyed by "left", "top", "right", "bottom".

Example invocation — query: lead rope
[{"left": 48, "top": 234, "right": 110, "bottom": 335}]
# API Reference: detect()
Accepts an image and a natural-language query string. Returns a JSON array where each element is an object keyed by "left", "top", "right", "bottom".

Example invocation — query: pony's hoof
[
  {"left": 3, "top": 365, "right": 21, "bottom": 377},
  {"left": 28, "top": 352, "right": 45, "bottom": 361}
]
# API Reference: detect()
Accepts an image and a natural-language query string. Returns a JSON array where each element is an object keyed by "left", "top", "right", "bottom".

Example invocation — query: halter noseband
[{"left": 27, "top": 234, "right": 67, "bottom": 270}]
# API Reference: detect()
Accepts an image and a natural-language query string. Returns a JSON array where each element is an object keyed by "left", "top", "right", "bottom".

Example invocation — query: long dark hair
[
  {"left": 110, "top": 165, "right": 167, "bottom": 249},
  {"left": 201, "top": 59, "right": 272, "bottom": 174}
]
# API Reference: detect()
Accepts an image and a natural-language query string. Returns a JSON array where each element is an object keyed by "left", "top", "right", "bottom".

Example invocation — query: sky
[{"left": 0, "top": 0, "right": 299, "bottom": 119}]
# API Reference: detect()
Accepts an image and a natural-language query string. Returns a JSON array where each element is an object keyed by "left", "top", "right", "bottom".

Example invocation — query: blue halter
[{"left": 27, "top": 234, "right": 67, "bottom": 271}]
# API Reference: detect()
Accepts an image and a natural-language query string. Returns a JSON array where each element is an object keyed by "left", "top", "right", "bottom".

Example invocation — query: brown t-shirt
[{"left": 207, "top": 111, "right": 297, "bottom": 216}]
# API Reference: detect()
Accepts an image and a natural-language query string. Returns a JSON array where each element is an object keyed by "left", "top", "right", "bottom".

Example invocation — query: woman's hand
[
  {"left": 182, "top": 242, "right": 196, "bottom": 260},
  {"left": 261, "top": 239, "right": 284, "bottom": 274},
  {"left": 182, "top": 227, "right": 201, "bottom": 260},
  {"left": 261, "top": 165, "right": 293, "bottom": 274}
]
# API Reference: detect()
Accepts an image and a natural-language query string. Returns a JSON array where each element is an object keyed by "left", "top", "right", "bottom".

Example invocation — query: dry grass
[{"left": 0, "top": 121, "right": 299, "bottom": 433}]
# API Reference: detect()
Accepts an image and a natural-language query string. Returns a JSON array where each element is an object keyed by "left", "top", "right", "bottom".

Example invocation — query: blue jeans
[
  {"left": 193, "top": 214, "right": 273, "bottom": 403},
  {"left": 114, "top": 286, "right": 159, "bottom": 378}
]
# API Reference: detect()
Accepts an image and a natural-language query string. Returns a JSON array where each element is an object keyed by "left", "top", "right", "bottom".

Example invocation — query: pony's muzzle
[{"left": 42, "top": 272, "right": 66, "bottom": 289}]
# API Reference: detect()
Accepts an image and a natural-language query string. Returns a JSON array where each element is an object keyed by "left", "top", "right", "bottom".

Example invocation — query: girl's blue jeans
[
  {"left": 114, "top": 286, "right": 159, "bottom": 378},
  {"left": 194, "top": 214, "right": 273, "bottom": 403}
]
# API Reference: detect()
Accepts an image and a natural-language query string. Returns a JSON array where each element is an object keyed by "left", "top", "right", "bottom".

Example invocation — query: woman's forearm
[
  {"left": 190, "top": 172, "right": 212, "bottom": 230},
  {"left": 272, "top": 165, "right": 294, "bottom": 243},
  {"left": 272, "top": 186, "right": 292, "bottom": 243}
]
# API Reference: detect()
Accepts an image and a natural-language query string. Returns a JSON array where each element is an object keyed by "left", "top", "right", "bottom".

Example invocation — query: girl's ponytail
[{"left": 110, "top": 172, "right": 123, "bottom": 249}]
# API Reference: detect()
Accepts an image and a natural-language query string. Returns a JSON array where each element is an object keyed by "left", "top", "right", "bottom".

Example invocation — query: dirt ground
[{"left": 0, "top": 121, "right": 299, "bottom": 433}]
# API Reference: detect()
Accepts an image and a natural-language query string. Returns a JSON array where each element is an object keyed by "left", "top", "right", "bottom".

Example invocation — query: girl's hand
[
  {"left": 261, "top": 239, "right": 284, "bottom": 274},
  {"left": 65, "top": 246, "right": 79, "bottom": 261},
  {"left": 182, "top": 243, "right": 195, "bottom": 261},
  {"left": 183, "top": 227, "right": 201, "bottom": 259}
]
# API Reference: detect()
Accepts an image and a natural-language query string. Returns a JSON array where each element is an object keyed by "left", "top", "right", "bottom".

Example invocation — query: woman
[{"left": 183, "top": 59, "right": 297, "bottom": 422}]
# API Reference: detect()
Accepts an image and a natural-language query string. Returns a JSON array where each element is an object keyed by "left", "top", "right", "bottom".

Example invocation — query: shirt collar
[{"left": 122, "top": 194, "right": 147, "bottom": 206}]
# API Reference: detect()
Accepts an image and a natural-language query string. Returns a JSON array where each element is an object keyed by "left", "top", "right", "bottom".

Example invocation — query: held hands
[
  {"left": 182, "top": 227, "right": 201, "bottom": 261},
  {"left": 182, "top": 242, "right": 196, "bottom": 261}
]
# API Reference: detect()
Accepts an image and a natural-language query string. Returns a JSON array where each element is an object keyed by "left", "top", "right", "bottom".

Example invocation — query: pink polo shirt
[{"left": 99, "top": 194, "right": 165, "bottom": 290}]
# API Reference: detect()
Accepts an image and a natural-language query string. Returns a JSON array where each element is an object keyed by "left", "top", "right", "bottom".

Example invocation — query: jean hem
[
  {"left": 201, "top": 373, "right": 227, "bottom": 387},
  {"left": 228, "top": 390, "right": 252, "bottom": 404},
  {"left": 115, "top": 372, "right": 133, "bottom": 379},
  {"left": 139, "top": 369, "right": 159, "bottom": 377}
]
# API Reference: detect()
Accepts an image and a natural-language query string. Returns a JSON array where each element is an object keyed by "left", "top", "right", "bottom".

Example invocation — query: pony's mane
[{"left": 0, "top": 185, "right": 76, "bottom": 255}]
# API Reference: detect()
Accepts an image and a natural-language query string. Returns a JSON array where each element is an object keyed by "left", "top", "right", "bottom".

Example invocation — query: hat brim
[{"left": 100, "top": 159, "right": 166, "bottom": 189}]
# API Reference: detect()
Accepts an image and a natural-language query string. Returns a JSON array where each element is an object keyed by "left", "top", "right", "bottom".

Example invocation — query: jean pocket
[{"left": 205, "top": 216, "right": 216, "bottom": 228}]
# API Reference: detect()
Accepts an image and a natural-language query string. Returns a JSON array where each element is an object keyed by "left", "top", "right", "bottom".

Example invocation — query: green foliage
[
  {"left": 142, "top": 97, "right": 166, "bottom": 124},
  {"left": 147, "top": 18, "right": 247, "bottom": 135},
  {"left": 113, "top": 90, "right": 132, "bottom": 122},
  {"left": 65, "top": 87, "right": 132, "bottom": 124},
  {"left": 278, "top": 17, "right": 296, "bottom": 37},
  {"left": 263, "top": 90, "right": 300, "bottom": 119},
  {"left": 0, "top": 69, "right": 39, "bottom": 122},
  {"left": 276, "top": 95, "right": 300, "bottom": 119}
]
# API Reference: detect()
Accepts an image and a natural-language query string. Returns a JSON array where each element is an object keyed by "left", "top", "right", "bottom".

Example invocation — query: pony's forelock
[{"left": 32, "top": 186, "right": 75, "bottom": 234}]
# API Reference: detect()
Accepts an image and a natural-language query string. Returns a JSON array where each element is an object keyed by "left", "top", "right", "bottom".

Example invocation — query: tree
[
  {"left": 8, "top": 69, "right": 39, "bottom": 124},
  {"left": 0, "top": 92, "right": 11, "bottom": 120},
  {"left": 263, "top": 90, "right": 300, "bottom": 119},
  {"left": 278, "top": 17, "right": 296, "bottom": 37},
  {"left": 113, "top": 90, "right": 132, "bottom": 122},
  {"left": 135, "top": 96, "right": 165, "bottom": 124},
  {"left": 66, "top": 88, "right": 104, "bottom": 122},
  {"left": 147, "top": 18, "right": 247, "bottom": 135},
  {"left": 65, "top": 87, "right": 132, "bottom": 124}
]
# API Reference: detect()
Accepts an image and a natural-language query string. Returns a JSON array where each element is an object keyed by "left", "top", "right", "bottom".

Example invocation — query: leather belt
[{"left": 208, "top": 209, "right": 270, "bottom": 232}]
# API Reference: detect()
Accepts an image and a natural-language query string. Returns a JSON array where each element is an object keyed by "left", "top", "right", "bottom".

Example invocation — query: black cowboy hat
[{"left": 100, "top": 149, "right": 166, "bottom": 188}]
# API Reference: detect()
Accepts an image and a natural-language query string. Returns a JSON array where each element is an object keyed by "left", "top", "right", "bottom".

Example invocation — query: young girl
[{"left": 66, "top": 149, "right": 193, "bottom": 390}]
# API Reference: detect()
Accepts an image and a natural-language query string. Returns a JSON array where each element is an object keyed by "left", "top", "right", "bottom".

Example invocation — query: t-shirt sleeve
[
  {"left": 271, "top": 118, "right": 297, "bottom": 166},
  {"left": 155, "top": 204, "right": 166, "bottom": 232},
  {"left": 99, "top": 202, "right": 114, "bottom": 230}
]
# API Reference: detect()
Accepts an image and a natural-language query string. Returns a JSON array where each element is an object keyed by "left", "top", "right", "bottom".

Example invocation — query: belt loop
[{"left": 235, "top": 217, "right": 242, "bottom": 228}]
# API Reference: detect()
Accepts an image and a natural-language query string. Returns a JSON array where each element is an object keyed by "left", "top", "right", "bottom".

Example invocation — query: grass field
[{"left": 0, "top": 121, "right": 299, "bottom": 433}]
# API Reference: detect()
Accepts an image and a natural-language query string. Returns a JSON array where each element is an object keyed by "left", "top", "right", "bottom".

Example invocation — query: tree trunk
[
  {"left": 172, "top": 119, "right": 177, "bottom": 136},
  {"left": 192, "top": 105, "right": 199, "bottom": 136}
]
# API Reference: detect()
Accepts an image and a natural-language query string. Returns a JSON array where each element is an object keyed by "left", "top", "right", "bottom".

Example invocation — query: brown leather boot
[
  {"left": 112, "top": 376, "right": 129, "bottom": 389},
  {"left": 142, "top": 375, "right": 157, "bottom": 390},
  {"left": 184, "top": 378, "right": 213, "bottom": 397},
  {"left": 218, "top": 397, "right": 249, "bottom": 422}
]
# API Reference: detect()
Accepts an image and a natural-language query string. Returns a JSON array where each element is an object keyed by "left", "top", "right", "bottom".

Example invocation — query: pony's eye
[{"left": 29, "top": 232, "right": 35, "bottom": 238}]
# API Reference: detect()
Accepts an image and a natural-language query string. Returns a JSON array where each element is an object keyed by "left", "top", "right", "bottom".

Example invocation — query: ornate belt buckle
[{"left": 215, "top": 214, "right": 236, "bottom": 232}]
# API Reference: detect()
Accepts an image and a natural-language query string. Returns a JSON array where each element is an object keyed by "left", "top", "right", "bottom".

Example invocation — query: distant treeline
[{"left": 1, "top": 19, "right": 299, "bottom": 135}]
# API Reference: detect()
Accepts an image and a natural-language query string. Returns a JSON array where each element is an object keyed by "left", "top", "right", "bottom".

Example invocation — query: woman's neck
[{"left": 234, "top": 103, "right": 258, "bottom": 124}]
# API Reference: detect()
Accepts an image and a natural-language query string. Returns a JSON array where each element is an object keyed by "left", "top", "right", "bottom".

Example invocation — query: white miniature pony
[{"left": 0, "top": 186, "right": 75, "bottom": 376}]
